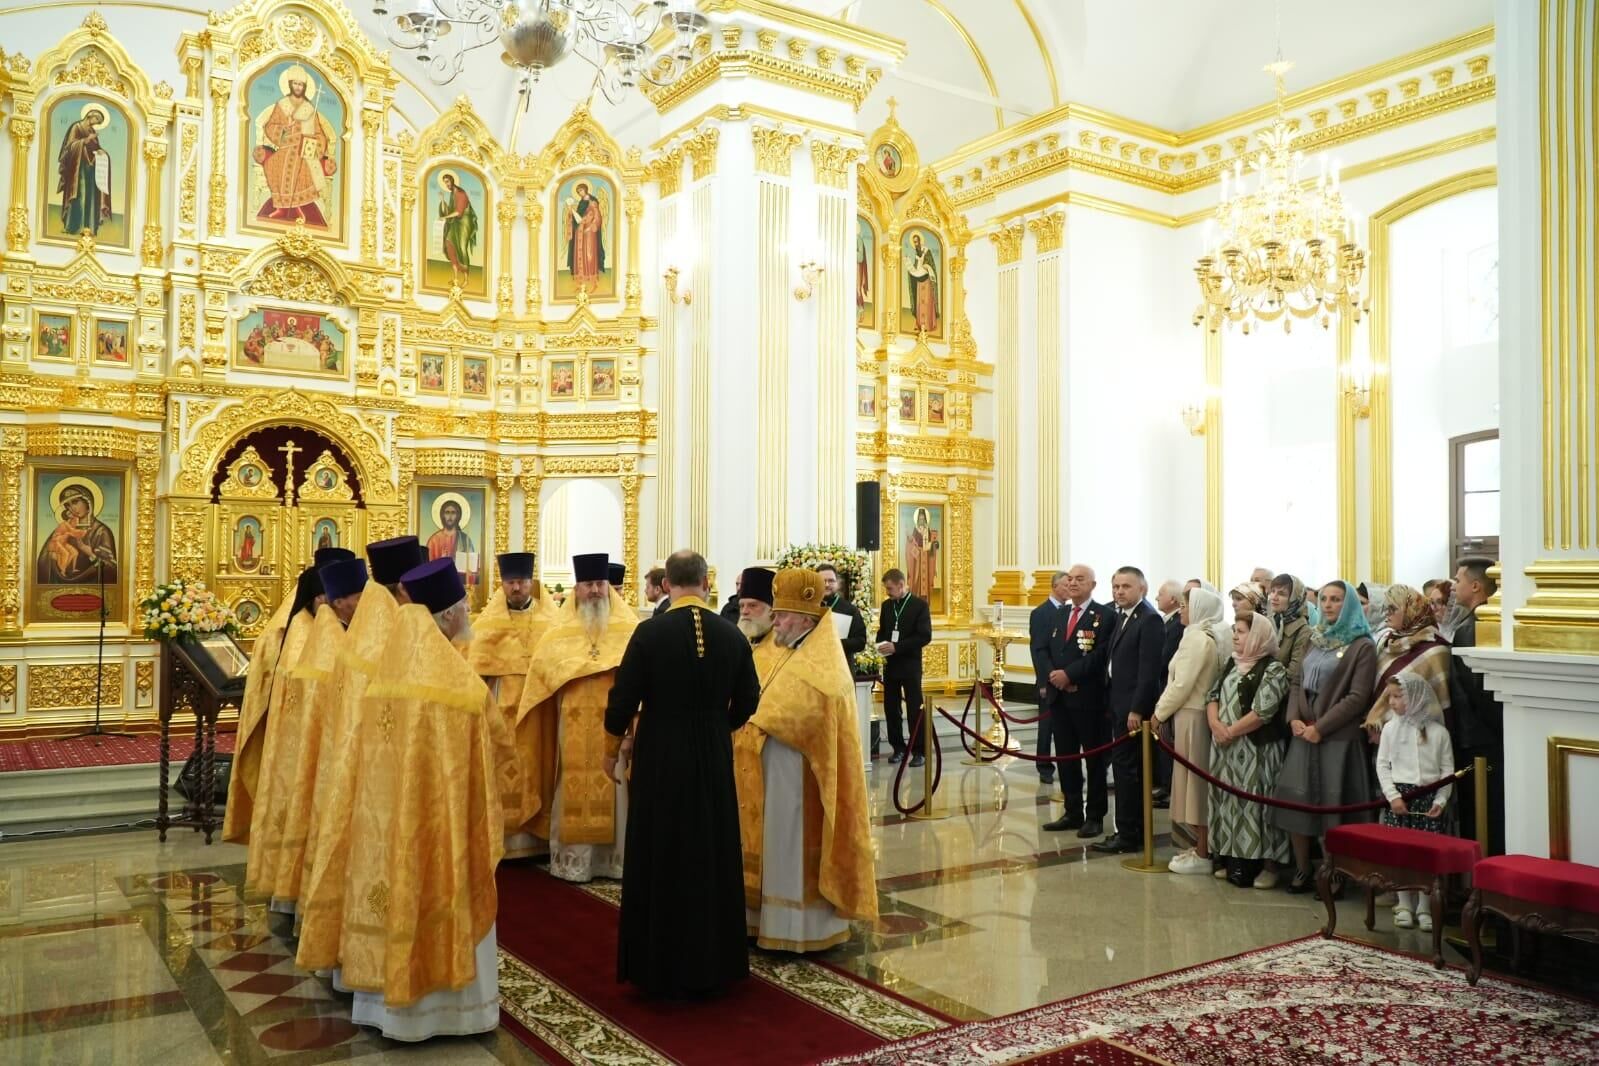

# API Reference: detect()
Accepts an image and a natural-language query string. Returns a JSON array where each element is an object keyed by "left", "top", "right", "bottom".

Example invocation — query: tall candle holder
[{"left": 969, "top": 622, "right": 1026, "bottom": 759}]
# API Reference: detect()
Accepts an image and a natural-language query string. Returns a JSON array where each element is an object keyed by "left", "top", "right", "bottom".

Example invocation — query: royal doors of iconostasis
[{"left": 207, "top": 425, "right": 368, "bottom": 643}]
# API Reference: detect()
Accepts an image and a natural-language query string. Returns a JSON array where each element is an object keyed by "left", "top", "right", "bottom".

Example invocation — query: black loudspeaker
[
  {"left": 175, "top": 751, "right": 233, "bottom": 804},
  {"left": 856, "top": 481, "right": 881, "bottom": 551}
]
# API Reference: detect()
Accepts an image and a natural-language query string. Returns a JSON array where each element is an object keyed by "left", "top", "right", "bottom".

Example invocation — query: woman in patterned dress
[{"left": 1206, "top": 613, "right": 1291, "bottom": 889}]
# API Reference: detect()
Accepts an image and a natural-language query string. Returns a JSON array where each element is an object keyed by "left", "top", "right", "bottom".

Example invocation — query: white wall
[
  {"left": 1221, "top": 327, "right": 1340, "bottom": 587},
  {"left": 1389, "top": 187, "right": 1500, "bottom": 584}
]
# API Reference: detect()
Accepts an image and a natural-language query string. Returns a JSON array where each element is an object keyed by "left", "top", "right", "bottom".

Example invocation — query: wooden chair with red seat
[
  {"left": 1318, "top": 823, "right": 1482, "bottom": 967},
  {"left": 1463, "top": 855, "right": 1599, "bottom": 985}
]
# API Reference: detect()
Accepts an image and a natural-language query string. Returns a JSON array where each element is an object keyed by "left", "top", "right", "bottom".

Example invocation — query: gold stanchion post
[
  {"left": 1474, "top": 756, "right": 1490, "bottom": 856},
  {"left": 906, "top": 692, "right": 946, "bottom": 821},
  {"left": 1121, "top": 720, "right": 1165, "bottom": 873},
  {"left": 966, "top": 624, "right": 1023, "bottom": 764}
]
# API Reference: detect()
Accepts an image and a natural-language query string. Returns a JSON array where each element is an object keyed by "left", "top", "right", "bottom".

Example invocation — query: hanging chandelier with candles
[
  {"left": 1192, "top": 59, "right": 1366, "bottom": 334},
  {"left": 377, "top": 0, "right": 708, "bottom": 108}
]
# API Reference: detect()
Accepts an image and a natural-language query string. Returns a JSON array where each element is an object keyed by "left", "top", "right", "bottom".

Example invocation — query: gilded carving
[
  {"left": 1027, "top": 213, "right": 1065, "bottom": 254},
  {"left": 24, "top": 425, "right": 140, "bottom": 459},
  {"left": 921, "top": 644, "right": 949, "bottom": 677},
  {"left": 752, "top": 127, "right": 803, "bottom": 177},
  {"left": 520, "top": 469, "right": 542, "bottom": 556},
  {"left": 810, "top": 141, "right": 855, "bottom": 190},
  {"left": 135, "top": 660, "right": 155, "bottom": 706},
  {"left": 414, "top": 450, "right": 489, "bottom": 478},
  {"left": 178, "top": 293, "right": 198, "bottom": 349},
  {"left": 0, "top": 665, "right": 17, "bottom": 709},
  {"left": 178, "top": 122, "right": 199, "bottom": 226},
  {"left": 55, "top": 49, "right": 129, "bottom": 96},
  {"left": 0, "top": 429, "right": 25, "bottom": 632},
  {"left": 25, "top": 664, "right": 125, "bottom": 712},
  {"left": 989, "top": 223, "right": 1024, "bottom": 266},
  {"left": 494, "top": 457, "right": 513, "bottom": 580},
  {"left": 243, "top": 257, "right": 337, "bottom": 303},
  {"left": 686, "top": 129, "right": 720, "bottom": 181}
]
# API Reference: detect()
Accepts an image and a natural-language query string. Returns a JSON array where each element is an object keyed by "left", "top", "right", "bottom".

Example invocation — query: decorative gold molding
[
  {"left": 1513, "top": 560, "right": 1599, "bottom": 654},
  {"left": 989, "top": 222, "right": 1025, "bottom": 265},
  {"left": 856, "top": 432, "right": 994, "bottom": 469},
  {"left": 752, "top": 127, "right": 803, "bottom": 176},
  {"left": 1547, "top": 735, "right": 1599, "bottom": 859},
  {"left": 686, "top": 128, "right": 720, "bottom": 181},
  {"left": 23, "top": 425, "right": 141, "bottom": 459},
  {"left": 1026, "top": 212, "right": 1065, "bottom": 254},
  {"left": 0, "top": 429, "right": 24, "bottom": 633},
  {"left": 26, "top": 663, "right": 124, "bottom": 711},
  {"left": 810, "top": 140, "right": 856, "bottom": 189}
]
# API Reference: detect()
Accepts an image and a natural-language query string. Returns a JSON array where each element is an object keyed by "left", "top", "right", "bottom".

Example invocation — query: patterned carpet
[
  {"left": 495, "top": 866, "right": 948, "bottom": 1065},
  {"left": 818, "top": 936, "right": 1599, "bottom": 1065},
  {"left": 0, "top": 731, "right": 236, "bottom": 772}
]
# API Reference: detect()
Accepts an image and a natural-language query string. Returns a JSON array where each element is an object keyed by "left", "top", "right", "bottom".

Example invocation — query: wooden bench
[
  {"left": 1463, "top": 854, "right": 1599, "bottom": 985},
  {"left": 1318, "top": 823, "right": 1481, "bottom": 967}
]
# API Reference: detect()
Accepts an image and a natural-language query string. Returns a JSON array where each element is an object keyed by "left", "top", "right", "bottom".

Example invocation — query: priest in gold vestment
[
  {"left": 734, "top": 568, "right": 878, "bottom": 952},
  {"left": 468, "top": 551, "right": 557, "bottom": 858},
  {"left": 263, "top": 556, "right": 365, "bottom": 915},
  {"left": 294, "top": 537, "right": 418, "bottom": 976},
  {"left": 336, "top": 557, "right": 506, "bottom": 1041},
  {"left": 243, "top": 555, "right": 351, "bottom": 914},
  {"left": 223, "top": 592, "right": 294, "bottom": 843},
  {"left": 735, "top": 566, "right": 783, "bottom": 676},
  {"left": 516, "top": 552, "right": 636, "bottom": 882}
]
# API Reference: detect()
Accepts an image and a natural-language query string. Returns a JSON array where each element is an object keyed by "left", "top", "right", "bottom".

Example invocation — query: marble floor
[{"left": 0, "top": 747, "right": 1536, "bottom": 1064}]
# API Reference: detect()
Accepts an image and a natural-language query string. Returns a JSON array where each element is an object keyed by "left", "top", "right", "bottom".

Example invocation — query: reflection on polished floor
[{"left": 0, "top": 752, "right": 1494, "bottom": 1064}]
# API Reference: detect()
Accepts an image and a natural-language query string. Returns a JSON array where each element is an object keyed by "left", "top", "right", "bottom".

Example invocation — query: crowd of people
[
  {"left": 1030, "top": 560, "right": 1504, "bottom": 931},
  {"left": 227, "top": 542, "right": 880, "bottom": 1043}
]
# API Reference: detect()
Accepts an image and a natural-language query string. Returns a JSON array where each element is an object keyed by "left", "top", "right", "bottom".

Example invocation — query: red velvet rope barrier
[
  {"left": 1154, "top": 734, "right": 1468, "bottom": 815},
  {"left": 940, "top": 707, "right": 1135, "bottom": 764},
  {"left": 889, "top": 703, "right": 944, "bottom": 816}
]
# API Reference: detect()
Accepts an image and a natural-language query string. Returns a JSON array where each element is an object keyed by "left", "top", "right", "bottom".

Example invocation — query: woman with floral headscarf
[
  {"left": 1375, "top": 672, "right": 1455, "bottom": 930},
  {"left": 1268, "top": 574, "right": 1311, "bottom": 689},
  {"left": 1230, "top": 581, "right": 1266, "bottom": 623},
  {"left": 1270, "top": 580, "right": 1379, "bottom": 894},
  {"left": 1206, "top": 613, "right": 1291, "bottom": 888},
  {"left": 1362, "top": 583, "right": 1452, "bottom": 739},
  {"left": 1154, "top": 587, "right": 1231, "bottom": 875}
]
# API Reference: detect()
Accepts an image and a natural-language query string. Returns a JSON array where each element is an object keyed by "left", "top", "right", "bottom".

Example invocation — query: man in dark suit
[
  {"left": 817, "top": 564, "right": 868, "bottom": 663},
  {"left": 1151, "top": 580, "right": 1185, "bottom": 807},
  {"left": 876, "top": 568, "right": 932, "bottom": 766},
  {"left": 1072, "top": 565, "right": 1165, "bottom": 854},
  {"left": 1042, "top": 564, "right": 1116, "bottom": 836},
  {"left": 1028, "top": 572, "right": 1071, "bottom": 791},
  {"left": 645, "top": 566, "right": 669, "bottom": 617},
  {"left": 719, "top": 570, "right": 742, "bottom": 623}
]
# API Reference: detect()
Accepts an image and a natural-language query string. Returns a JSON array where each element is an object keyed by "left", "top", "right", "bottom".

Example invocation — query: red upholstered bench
[
  {"left": 1463, "top": 855, "right": 1599, "bottom": 985},
  {"left": 1318, "top": 823, "right": 1482, "bottom": 967}
]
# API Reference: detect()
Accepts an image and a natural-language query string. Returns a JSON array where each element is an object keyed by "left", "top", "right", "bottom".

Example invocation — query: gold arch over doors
[{"left": 1364, "top": 166, "right": 1499, "bottom": 582}]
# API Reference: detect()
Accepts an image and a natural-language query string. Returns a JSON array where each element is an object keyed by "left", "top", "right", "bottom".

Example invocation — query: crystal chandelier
[
  {"left": 1192, "top": 60, "right": 1366, "bottom": 334},
  {"left": 377, "top": 0, "right": 709, "bottom": 107}
]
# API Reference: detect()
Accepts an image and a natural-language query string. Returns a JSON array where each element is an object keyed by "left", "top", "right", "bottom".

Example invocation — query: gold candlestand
[{"left": 967, "top": 624, "right": 1026, "bottom": 764}]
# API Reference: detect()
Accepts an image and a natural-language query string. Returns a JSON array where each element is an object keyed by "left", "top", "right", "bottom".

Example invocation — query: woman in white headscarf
[
  {"left": 1375, "top": 672, "right": 1455, "bottom": 930},
  {"left": 1153, "top": 587, "right": 1232, "bottom": 875},
  {"left": 1207, "top": 613, "right": 1292, "bottom": 889}
]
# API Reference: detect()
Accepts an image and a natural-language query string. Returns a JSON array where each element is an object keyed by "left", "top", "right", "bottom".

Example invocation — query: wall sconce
[
  {"left": 1342, "top": 356, "right": 1373, "bottom": 418},
  {"left": 662, "top": 265, "right": 692, "bottom": 305},
  {"left": 1180, "top": 402, "right": 1206, "bottom": 437},
  {"left": 793, "top": 258, "right": 824, "bottom": 301}
]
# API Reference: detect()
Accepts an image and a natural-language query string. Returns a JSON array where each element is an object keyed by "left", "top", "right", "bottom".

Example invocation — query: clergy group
[{"left": 225, "top": 542, "right": 877, "bottom": 1040}]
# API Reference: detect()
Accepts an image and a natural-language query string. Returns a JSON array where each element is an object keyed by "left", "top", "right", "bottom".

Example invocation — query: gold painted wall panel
[{"left": 26, "top": 663, "right": 124, "bottom": 712}]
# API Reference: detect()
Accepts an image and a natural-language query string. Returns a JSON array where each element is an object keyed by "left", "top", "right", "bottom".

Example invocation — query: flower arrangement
[
  {"left": 852, "top": 645, "right": 886, "bottom": 679},
  {"left": 139, "top": 580, "right": 238, "bottom": 642},
  {"left": 774, "top": 543, "right": 875, "bottom": 618}
]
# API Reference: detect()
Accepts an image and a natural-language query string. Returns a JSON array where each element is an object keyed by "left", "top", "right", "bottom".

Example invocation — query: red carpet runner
[
  {"left": 0, "top": 731, "right": 236, "bottom": 773},
  {"left": 494, "top": 863, "right": 947, "bottom": 1065}
]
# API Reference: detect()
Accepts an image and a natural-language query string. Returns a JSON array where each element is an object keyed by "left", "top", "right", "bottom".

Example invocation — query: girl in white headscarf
[
  {"left": 1375, "top": 672, "right": 1455, "bottom": 931},
  {"left": 1153, "top": 587, "right": 1231, "bottom": 875}
]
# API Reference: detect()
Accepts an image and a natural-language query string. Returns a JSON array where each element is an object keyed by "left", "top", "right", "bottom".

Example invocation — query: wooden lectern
[{"left": 158, "top": 634, "right": 249, "bottom": 843}]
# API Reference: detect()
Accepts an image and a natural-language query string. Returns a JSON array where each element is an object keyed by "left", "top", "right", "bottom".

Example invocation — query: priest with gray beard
[
  {"left": 737, "top": 567, "right": 784, "bottom": 682},
  {"left": 516, "top": 553, "right": 638, "bottom": 882}
]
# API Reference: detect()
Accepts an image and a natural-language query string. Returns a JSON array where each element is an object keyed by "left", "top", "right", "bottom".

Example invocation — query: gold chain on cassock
[{"left": 693, "top": 609, "right": 705, "bottom": 658}]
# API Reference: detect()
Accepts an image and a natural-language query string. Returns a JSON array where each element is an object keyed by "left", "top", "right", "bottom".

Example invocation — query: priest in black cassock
[{"left": 603, "top": 549, "right": 759, "bottom": 997}]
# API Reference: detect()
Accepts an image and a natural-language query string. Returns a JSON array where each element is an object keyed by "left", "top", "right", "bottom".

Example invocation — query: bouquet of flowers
[
  {"left": 139, "top": 580, "right": 238, "bottom": 642},
  {"left": 774, "top": 542, "right": 875, "bottom": 618},
  {"left": 852, "top": 645, "right": 886, "bottom": 679}
]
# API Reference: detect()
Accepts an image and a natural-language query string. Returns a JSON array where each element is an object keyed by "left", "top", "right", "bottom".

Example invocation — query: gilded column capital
[
  {"left": 752, "top": 127, "right": 803, "bottom": 177},
  {"left": 1027, "top": 212, "right": 1065, "bottom": 254},
  {"left": 686, "top": 128, "right": 720, "bottom": 181},
  {"left": 810, "top": 141, "right": 856, "bottom": 190},
  {"left": 989, "top": 223, "right": 1025, "bottom": 266}
]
